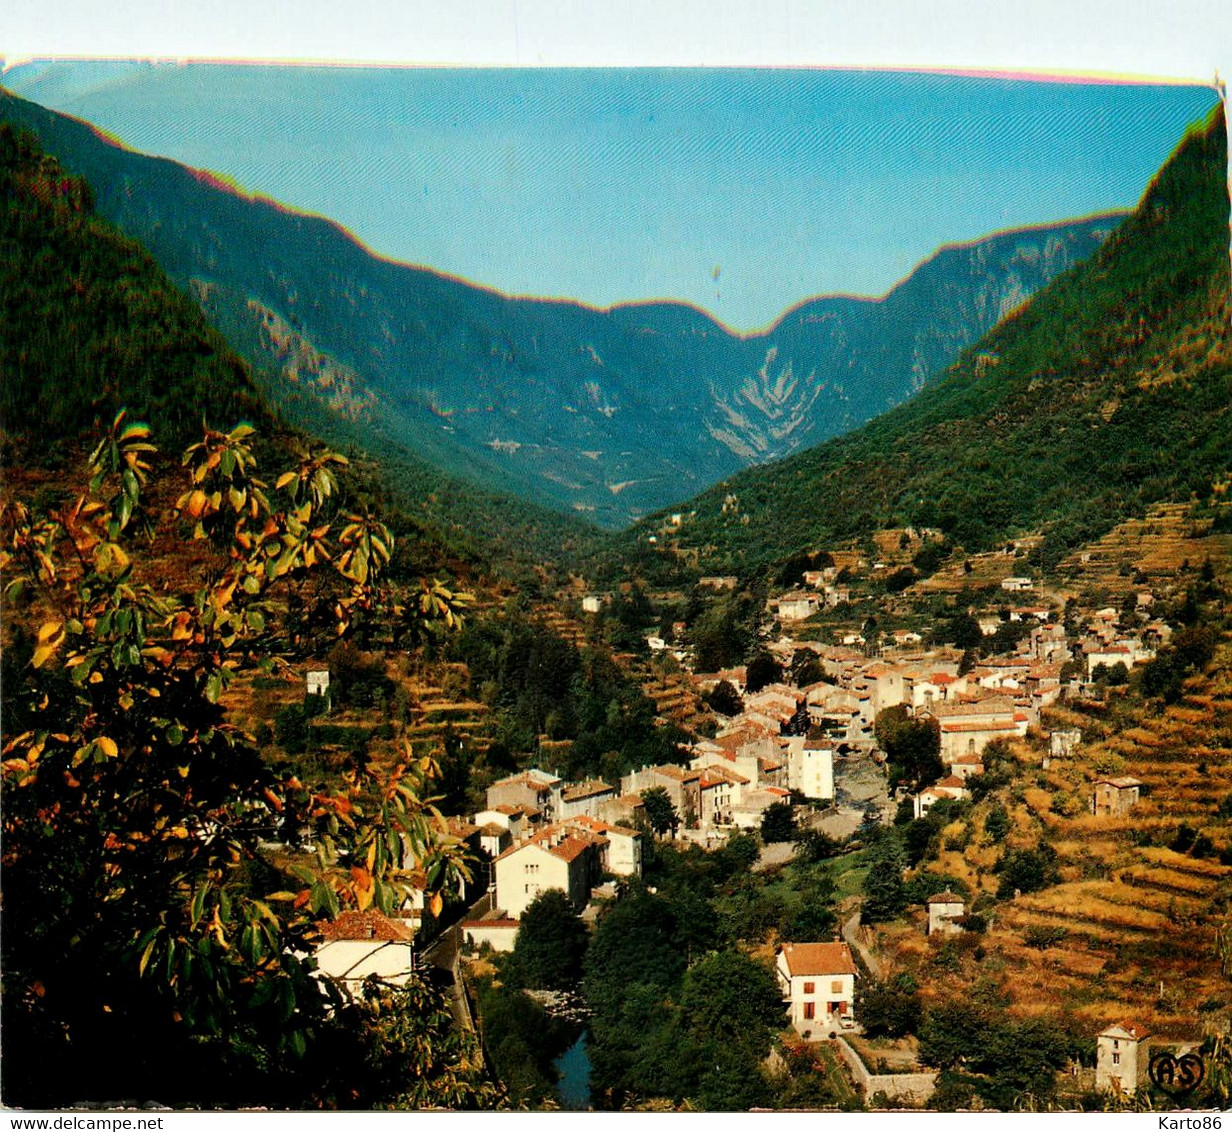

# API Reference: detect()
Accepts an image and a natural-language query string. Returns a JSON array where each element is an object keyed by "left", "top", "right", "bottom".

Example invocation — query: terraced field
[{"left": 990, "top": 651, "right": 1232, "bottom": 1040}]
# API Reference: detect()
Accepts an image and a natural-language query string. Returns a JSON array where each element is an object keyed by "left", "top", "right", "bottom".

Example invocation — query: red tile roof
[
  {"left": 320, "top": 909, "right": 414, "bottom": 943},
  {"left": 779, "top": 941, "right": 858, "bottom": 977}
]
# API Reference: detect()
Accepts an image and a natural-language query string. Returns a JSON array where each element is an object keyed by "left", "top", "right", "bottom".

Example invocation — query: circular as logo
[{"left": 1148, "top": 1051, "right": 1204, "bottom": 1094}]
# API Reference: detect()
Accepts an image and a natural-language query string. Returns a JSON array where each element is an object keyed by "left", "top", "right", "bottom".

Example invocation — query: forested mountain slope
[
  {"left": 0, "top": 121, "right": 596, "bottom": 573},
  {"left": 604, "top": 106, "right": 1231, "bottom": 579}
]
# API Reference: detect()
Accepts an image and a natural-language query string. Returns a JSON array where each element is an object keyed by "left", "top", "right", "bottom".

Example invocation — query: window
[
  {"left": 1112, "top": 1053, "right": 1120, "bottom": 1066},
  {"left": 831, "top": 980, "right": 843, "bottom": 993},
  {"left": 803, "top": 1002, "right": 815, "bottom": 1020},
  {"left": 803, "top": 982, "right": 815, "bottom": 994}
]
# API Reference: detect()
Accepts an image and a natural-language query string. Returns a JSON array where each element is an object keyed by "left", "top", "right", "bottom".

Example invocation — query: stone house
[
  {"left": 621, "top": 763, "right": 701, "bottom": 822},
  {"left": 485, "top": 769, "right": 563, "bottom": 823},
  {"left": 1091, "top": 776, "right": 1143, "bottom": 817},
  {"left": 1095, "top": 1021, "right": 1151, "bottom": 1093},
  {"left": 559, "top": 779, "right": 618, "bottom": 820},
  {"left": 926, "top": 891, "right": 966, "bottom": 935}
]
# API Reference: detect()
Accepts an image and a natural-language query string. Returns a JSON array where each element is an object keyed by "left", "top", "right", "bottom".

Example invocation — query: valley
[{"left": 0, "top": 82, "right": 1229, "bottom": 1114}]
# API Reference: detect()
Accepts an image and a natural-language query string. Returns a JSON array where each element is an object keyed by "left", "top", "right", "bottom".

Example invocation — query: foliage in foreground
[{"left": 0, "top": 417, "right": 483, "bottom": 1108}]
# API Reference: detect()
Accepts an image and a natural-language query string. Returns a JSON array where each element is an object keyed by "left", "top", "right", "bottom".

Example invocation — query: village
[{"left": 302, "top": 516, "right": 1223, "bottom": 1108}]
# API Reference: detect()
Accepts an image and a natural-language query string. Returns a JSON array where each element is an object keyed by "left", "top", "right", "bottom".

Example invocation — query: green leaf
[{"left": 245, "top": 609, "right": 266, "bottom": 633}]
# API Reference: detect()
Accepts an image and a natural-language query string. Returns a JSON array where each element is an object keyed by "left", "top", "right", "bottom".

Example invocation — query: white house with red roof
[
  {"left": 314, "top": 909, "right": 416, "bottom": 996},
  {"left": 558, "top": 815, "right": 643, "bottom": 877},
  {"left": 913, "top": 775, "right": 970, "bottom": 819},
  {"left": 776, "top": 941, "right": 859, "bottom": 1037},
  {"left": 492, "top": 823, "right": 605, "bottom": 920}
]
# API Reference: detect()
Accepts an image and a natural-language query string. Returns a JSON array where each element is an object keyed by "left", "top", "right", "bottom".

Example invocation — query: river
[{"left": 553, "top": 1030, "right": 591, "bottom": 1110}]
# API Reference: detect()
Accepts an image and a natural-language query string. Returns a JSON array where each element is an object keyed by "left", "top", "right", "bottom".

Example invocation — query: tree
[
  {"left": 745, "top": 651, "right": 783, "bottom": 693},
  {"left": 507, "top": 890, "right": 590, "bottom": 991},
  {"left": 862, "top": 833, "right": 908, "bottom": 923},
  {"left": 857, "top": 977, "right": 923, "bottom": 1038},
  {"left": 0, "top": 417, "right": 476, "bottom": 1108},
  {"left": 996, "top": 844, "right": 1059, "bottom": 899},
  {"left": 679, "top": 951, "right": 785, "bottom": 1056},
  {"left": 875, "top": 707, "right": 943, "bottom": 789},
  {"left": 703, "top": 678, "right": 744, "bottom": 716},
  {"left": 641, "top": 786, "right": 680, "bottom": 839},
  {"left": 760, "top": 801, "right": 797, "bottom": 843}
]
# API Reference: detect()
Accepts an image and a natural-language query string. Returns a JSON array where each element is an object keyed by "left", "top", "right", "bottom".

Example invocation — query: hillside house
[
  {"left": 776, "top": 941, "right": 858, "bottom": 1038},
  {"left": 558, "top": 815, "right": 643, "bottom": 877},
  {"left": 597, "top": 792, "right": 646, "bottom": 829},
  {"left": 314, "top": 909, "right": 415, "bottom": 997},
  {"left": 948, "top": 753, "right": 985, "bottom": 781},
  {"left": 1001, "top": 577, "right": 1034, "bottom": 592},
  {"left": 930, "top": 696, "right": 1027, "bottom": 763},
  {"left": 476, "top": 822, "right": 511, "bottom": 859},
  {"left": 493, "top": 823, "right": 605, "bottom": 920},
  {"left": 305, "top": 669, "right": 331, "bottom": 710},
  {"left": 776, "top": 592, "right": 821, "bottom": 621},
  {"left": 1091, "top": 776, "right": 1143, "bottom": 817},
  {"left": 926, "top": 891, "right": 966, "bottom": 935},
  {"left": 910, "top": 671, "right": 961, "bottom": 711},
  {"left": 823, "top": 586, "right": 851, "bottom": 608},
  {"left": 787, "top": 735, "right": 836, "bottom": 802},
  {"left": 913, "top": 775, "right": 969, "bottom": 819},
  {"left": 697, "top": 763, "right": 748, "bottom": 830},
  {"left": 1095, "top": 1022, "right": 1151, "bottom": 1094},
  {"left": 730, "top": 785, "right": 793, "bottom": 829},
  {"left": 621, "top": 764, "right": 701, "bottom": 823},
  {"left": 559, "top": 779, "right": 618, "bottom": 819},
  {"left": 1049, "top": 729, "right": 1082, "bottom": 759},
  {"left": 473, "top": 804, "right": 529, "bottom": 844},
  {"left": 1085, "top": 644, "right": 1135, "bottom": 679},
  {"left": 486, "top": 769, "right": 563, "bottom": 823}
]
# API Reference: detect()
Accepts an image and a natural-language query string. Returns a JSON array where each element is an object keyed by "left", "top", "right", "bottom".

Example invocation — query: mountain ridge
[
  {"left": 598, "top": 105, "right": 1230, "bottom": 582},
  {"left": 0, "top": 87, "right": 1122, "bottom": 527}
]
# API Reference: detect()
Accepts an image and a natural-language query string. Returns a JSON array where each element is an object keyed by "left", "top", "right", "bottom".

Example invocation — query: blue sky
[{"left": 4, "top": 62, "right": 1219, "bottom": 332}]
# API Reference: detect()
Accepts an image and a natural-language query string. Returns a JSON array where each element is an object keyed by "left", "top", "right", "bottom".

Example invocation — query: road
[
  {"left": 843, "top": 910, "right": 884, "bottom": 982},
  {"left": 421, "top": 890, "right": 493, "bottom": 1032}
]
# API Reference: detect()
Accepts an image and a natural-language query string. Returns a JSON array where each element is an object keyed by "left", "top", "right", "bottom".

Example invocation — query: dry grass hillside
[{"left": 879, "top": 519, "right": 1232, "bottom": 1046}]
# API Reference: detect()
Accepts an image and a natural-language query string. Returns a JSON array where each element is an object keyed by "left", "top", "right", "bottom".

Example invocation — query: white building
[
  {"left": 1096, "top": 1022, "right": 1151, "bottom": 1094},
  {"left": 314, "top": 909, "right": 415, "bottom": 997},
  {"left": 776, "top": 941, "right": 858, "bottom": 1038},
  {"left": 926, "top": 891, "right": 966, "bottom": 935},
  {"left": 788, "top": 736, "right": 835, "bottom": 802},
  {"left": 492, "top": 825, "right": 602, "bottom": 921}
]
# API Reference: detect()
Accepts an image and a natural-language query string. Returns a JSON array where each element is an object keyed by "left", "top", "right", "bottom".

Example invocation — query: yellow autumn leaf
[
  {"left": 37, "top": 621, "right": 63, "bottom": 643},
  {"left": 32, "top": 644, "right": 57, "bottom": 668},
  {"left": 96, "top": 736, "right": 118, "bottom": 758},
  {"left": 430, "top": 892, "right": 444, "bottom": 918}
]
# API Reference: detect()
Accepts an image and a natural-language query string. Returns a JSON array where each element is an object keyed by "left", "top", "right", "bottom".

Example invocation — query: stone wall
[{"left": 834, "top": 1037, "right": 937, "bottom": 1106}]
